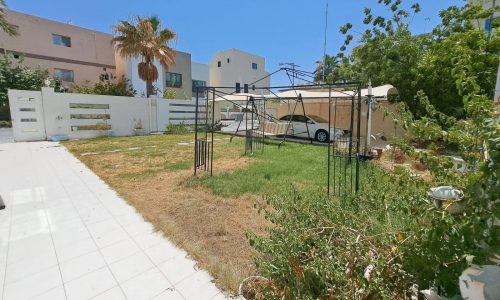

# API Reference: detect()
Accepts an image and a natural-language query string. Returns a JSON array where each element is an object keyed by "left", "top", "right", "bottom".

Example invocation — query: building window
[
  {"left": 217, "top": 61, "right": 221, "bottom": 68},
  {"left": 252, "top": 63, "right": 258, "bottom": 70},
  {"left": 192, "top": 80, "right": 207, "bottom": 97},
  {"left": 52, "top": 34, "right": 71, "bottom": 47},
  {"left": 166, "top": 72, "right": 182, "bottom": 88},
  {"left": 236, "top": 82, "right": 241, "bottom": 93},
  {"left": 54, "top": 69, "right": 74, "bottom": 82}
]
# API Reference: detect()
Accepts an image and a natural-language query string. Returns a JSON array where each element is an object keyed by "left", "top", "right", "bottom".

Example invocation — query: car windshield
[{"left": 308, "top": 115, "right": 328, "bottom": 123}]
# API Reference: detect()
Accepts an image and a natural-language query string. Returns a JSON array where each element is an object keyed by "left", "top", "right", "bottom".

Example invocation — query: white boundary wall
[{"left": 8, "top": 87, "right": 204, "bottom": 142}]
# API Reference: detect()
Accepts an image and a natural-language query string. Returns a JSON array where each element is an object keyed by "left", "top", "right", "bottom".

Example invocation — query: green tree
[
  {"left": 326, "top": 1, "right": 499, "bottom": 120},
  {"left": 0, "top": 0, "right": 18, "bottom": 36},
  {"left": 0, "top": 54, "right": 61, "bottom": 120},
  {"left": 112, "top": 16, "right": 176, "bottom": 97}
]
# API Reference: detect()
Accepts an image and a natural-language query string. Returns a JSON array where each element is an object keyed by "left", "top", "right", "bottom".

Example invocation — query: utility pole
[{"left": 322, "top": 0, "right": 329, "bottom": 83}]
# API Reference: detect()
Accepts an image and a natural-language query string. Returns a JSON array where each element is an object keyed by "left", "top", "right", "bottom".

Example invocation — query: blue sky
[{"left": 8, "top": 0, "right": 464, "bottom": 86}]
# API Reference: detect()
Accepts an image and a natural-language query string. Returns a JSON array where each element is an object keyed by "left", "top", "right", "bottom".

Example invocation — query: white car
[{"left": 278, "top": 114, "right": 348, "bottom": 143}]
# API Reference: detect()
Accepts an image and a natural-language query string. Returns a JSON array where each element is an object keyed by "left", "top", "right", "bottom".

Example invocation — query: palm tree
[
  {"left": 112, "top": 16, "right": 176, "bottom": 97},
  {"left": 0, "top": 0, "right": 18, "bottom": 36},
  {"left": 314, "top": 54, "right": 340, "bottom": 83}
]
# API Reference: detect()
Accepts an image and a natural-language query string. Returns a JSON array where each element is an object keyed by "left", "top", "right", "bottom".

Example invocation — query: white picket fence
[{"left": 8, "top": 87, "right": 205, "bottom": 142}]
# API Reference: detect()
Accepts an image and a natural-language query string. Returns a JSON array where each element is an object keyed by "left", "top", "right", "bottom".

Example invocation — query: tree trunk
[{"left": 146, "top": 80, "right": 154, "bottom": 98}]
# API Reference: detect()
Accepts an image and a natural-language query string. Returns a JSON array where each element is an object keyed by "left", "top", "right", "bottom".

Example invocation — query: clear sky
[{"left": 7, "top": 0, "right": 464, "bottom": 86}]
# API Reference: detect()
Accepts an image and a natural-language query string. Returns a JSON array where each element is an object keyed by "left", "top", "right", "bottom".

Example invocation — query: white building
[{"left": 209, "top": 49, "right": 270, "bottom": 95}]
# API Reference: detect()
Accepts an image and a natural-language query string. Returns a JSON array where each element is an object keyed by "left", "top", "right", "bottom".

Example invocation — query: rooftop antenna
[
  {"left": 279, "top": 63, "right": 300, "bottom": 86},
  {"left": 322, "top": 0, "right": 329, "bottom": 83}
]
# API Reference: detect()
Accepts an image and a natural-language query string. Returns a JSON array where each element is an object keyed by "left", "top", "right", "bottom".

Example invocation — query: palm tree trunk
[{"left": 146, "top": 80, "right": 154, "bottom": 97}]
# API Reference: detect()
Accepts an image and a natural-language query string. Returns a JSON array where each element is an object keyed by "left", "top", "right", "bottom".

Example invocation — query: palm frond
[{"left": 0, "top": 0, "right": 18, "bottom": 36}]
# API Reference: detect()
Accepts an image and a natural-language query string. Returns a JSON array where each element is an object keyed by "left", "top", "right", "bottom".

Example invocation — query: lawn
[{"left": 63, "top": 133, "right": 372, "bottom": 293}]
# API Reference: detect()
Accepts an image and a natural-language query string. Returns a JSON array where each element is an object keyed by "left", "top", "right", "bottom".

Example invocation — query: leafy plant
[
  {"left": 165, "top": 121, "right": 191, "bottom": 134},
  {"left": 72, "top": 75, "right": 136, "bottom": 96},
  {"left": 0, "top": 54, "right": 62, "bottom": 120},
  {"left": 163, "top": 88, "right": 177, "bottom": 99}
]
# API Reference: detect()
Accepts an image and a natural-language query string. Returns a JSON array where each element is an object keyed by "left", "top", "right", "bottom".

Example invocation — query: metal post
[
  {"left": 348, "top": 95, "right": 355, "bottom": 162},
  {"left": 327, "top": 86, "right": 332, "bottom": 195},
  {"left": 356, "top": 85, "right": 362, "bottom": 192},
  {"left": 365, "top": 82, "right": 373, "bottom": 155},
  {"left": 210, "top": 88, "right": 215, "bottom": 175},
  {"left": 194, "top": 88, "right": 199, "bottom": 175}
]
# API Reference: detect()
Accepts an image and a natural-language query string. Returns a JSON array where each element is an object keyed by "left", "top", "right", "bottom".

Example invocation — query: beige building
[
  {"left": 209, "top": 49, "right": 270, "bottom": 95},
  {"left": 0, "top": 10, "right": 116, "bottom": 87}
]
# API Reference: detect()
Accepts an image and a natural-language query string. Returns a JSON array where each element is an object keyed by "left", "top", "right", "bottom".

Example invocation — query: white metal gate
[{"left": 8, "top": 90, "right": 46, "bottom": 142}]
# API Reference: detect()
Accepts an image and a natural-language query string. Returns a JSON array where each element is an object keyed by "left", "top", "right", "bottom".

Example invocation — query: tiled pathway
[{"left": 0, "top": 142, "right": 228, "bottom": 300}]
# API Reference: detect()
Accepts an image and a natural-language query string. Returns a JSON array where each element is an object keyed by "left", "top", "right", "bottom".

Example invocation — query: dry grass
[{"left": 63, "top": 134, "right": 270, "bottom": 293}]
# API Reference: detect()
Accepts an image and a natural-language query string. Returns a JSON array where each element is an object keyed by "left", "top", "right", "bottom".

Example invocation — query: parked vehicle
[{"left": 278, "top": 114, "right": 348, "bottom": 142}]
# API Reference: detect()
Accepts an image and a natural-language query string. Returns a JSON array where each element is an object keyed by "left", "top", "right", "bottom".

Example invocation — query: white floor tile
[
  {"left": 121, "top": 220, "right": 154, "bottom": 237},
  {"left": 3, "top": 266, "right": 62, "bottom": 300},
  {"left": 145, "top": 240, "right": 185, "bottom": 265},
  {"left": 55, "top": 237, "right": 98, "bottom": 263},
  {"left": 158, "top": 255, "right": 198, "bottom": 285},
  {"left": 31, "top": 285, "right": 66, "bottom": 300},
  {"left": 5, "top": 249, "right": 57, "bottom": 284},
  {"left": 151, "top": 289, "right": 185, "bottom": 300},
  {"left": 120, "top": 268, "right": 172, "bottom": 300},
  {"left": 91, "top": 286, "right": 127, "bottom": 300},
  {"left": 100, "top": 238, "right": 141, "bottom": 264},
  {"left": 133, "top": 231, "right": 165, "bottom": 250},
  {"left": 109, "top": 251, "right": 154, "bottom": 283},
  {"left": 175, "top": 271, "right": 221, "bottom": 300},
  {"left": 60, "top": 250, "right": 106, "bottom": 283},
  {"left": 91, "top": 227, "right": 129, "bottom": 249},
  {"left": 64, "top": 267, "right": 117, "bottom": 300},
  {"left": 7, "top": 233, "right": 54, "bottom": 264}
]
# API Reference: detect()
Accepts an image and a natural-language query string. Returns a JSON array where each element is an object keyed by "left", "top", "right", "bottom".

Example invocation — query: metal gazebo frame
[{"left": 193, "top": 68, "right": 364, "bottom": 196}]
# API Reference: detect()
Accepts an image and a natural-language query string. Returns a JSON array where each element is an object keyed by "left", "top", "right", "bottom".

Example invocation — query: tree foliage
[
  {"left": 112, "top": 16, "right": 176, "bottom": 97},
  {"left": 0, "top": 54, "right": 61, "bottom": 120},
  {"left": 73, "top": 75, "right": 136, "bottom": 97},
  {"left": 0, "top": 0, "right": 18, "bottom": 36},
  {"left": 324, "top": 2, "right": 500, "bottom": 119}
]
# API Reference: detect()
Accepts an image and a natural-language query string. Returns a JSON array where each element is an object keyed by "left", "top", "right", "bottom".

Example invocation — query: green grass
[{"left": 189, "top": 140, "right": 371, "bottom": 197}]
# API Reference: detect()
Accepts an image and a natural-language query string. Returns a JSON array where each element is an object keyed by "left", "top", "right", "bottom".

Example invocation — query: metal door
[{"left": 8, "top": 90, "right": 47, "bottom": 142}]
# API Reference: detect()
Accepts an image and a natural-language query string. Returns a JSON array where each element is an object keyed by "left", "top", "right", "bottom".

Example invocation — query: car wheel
[{"left": 315, "top": 130, "right": 329, "bottom": 143}]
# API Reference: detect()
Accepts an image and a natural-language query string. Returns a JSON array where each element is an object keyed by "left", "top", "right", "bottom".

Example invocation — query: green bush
[
  {"left": 250, "top": 169, "right": 431, "bottom": 299},
  {"left": 73, "top": 75, "right": 135, "bottom": 97},
  {"left": 250, "top": 160, "right": 497, "bottom": 298},
  {"left": 0, "top": 120, "right": 11, "bottom": 128},
  {"left": 165, "top": 122, "right": 191, "bottom": 134}
]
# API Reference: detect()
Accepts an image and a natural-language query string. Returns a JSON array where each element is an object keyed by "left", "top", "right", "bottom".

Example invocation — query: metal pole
[
  {"left": 322, "top": 0, "right": 329, "bottom": 83},
  {"left": 365, "top": 81, "right": 373, "bottom": 155},
  {"left": 356, "top": 85, "right": 362, "bottom": 192},
  {"left": 210, "top": 88, "right": 215, "bottom": 175},
  {"left": 194, "top": 88, "right": 199, "bottom": 175},
  {"left": 327, "top": 86, "right": 332, "bottom": 195}
]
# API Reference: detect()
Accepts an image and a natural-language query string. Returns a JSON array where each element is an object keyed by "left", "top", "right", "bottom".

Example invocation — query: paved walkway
[
  {"left": 0, "top": 142, "right": 228, "bottom": 300},
  {"left": 0, "top": 129, "right": 13, "bottom": 144}
]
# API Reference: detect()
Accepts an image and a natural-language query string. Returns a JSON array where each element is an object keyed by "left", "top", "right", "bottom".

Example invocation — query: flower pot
[
  {"left": 372, "top": 147, "right": 383, "bottom": 160},
  {"left": 134, "top": 128, "right": 145, "bottom": 136},
  {"left": 239, "top": 276, "right": 269, "bottom": 300}
]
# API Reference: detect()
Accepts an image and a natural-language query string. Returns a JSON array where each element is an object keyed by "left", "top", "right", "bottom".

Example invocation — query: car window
[
  {"left": 279, "top": 115, "right": 291, "bottom": 121},
  {"left": 293, "top": 115, "right": 308, "bottom": 123}
]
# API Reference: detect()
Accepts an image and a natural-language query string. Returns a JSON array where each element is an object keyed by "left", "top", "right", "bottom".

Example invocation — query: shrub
[
  {"left": 73, "top": 75, "right": 135, "bottom": 96},
  {"left": 165, "top": 122, "right": 191, "bottom": 134},
  {"left": 0, "top": 120, "right": 11, "bottom": 128}
]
